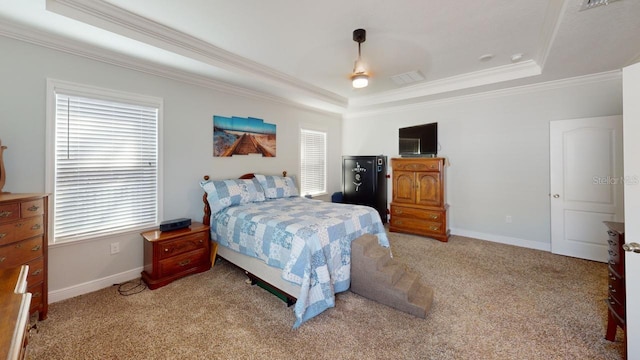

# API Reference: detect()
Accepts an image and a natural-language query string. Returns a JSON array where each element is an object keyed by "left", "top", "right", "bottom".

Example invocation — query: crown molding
[
  {"left": 46, "top": 0, "right": 347, "bottom": 109},
  {"left": 348, "top": 60, "right": 542, "bottom": 109},
  {"left": 0, "top": 18, "right": 342, "bottom": 117},
  {"left": 534, "top": 0, "right": 569, "bottom": 70},
  {"left": 344, "top": 70, "right": 621, "bottom": 119}
]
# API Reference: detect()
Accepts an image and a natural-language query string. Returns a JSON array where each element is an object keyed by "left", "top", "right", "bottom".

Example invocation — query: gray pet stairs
[{"left": 350, "top": 234, "right": 433, "bottom": 318}]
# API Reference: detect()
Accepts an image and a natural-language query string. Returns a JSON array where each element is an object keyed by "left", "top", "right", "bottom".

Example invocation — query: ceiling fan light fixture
[
  {"left": 351, "top": 74, "right": 369, "bottom": 88},
  {"left": 351, "top": 28, "right": 369, "bottom": 88}
]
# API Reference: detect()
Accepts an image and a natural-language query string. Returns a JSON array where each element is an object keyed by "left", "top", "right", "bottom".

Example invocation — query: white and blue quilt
[{"left": 209, "top": 197, "right": 389, "bottom": 328}]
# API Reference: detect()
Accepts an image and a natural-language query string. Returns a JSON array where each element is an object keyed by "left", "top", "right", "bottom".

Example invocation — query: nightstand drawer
[
  {"left": 160, "top": 232, "right": 208, "bottom": 259},
  {"left": 159, "top": 248, "right": 208, "bottom": 277}
]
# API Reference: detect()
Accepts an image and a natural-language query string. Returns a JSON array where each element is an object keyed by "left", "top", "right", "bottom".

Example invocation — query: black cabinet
[{"left": 342, "top": 155, "right": 388, "bottom": 223}]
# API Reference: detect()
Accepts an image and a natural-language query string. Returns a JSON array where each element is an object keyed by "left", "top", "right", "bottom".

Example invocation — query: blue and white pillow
[
  {"left": 200, "top": 178, "right": 265, "bottom": 214},
  {"left": 254, "top": 174, "right": 299, "bottom": 199}
]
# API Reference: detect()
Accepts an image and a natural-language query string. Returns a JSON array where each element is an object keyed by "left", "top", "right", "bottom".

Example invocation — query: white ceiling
[{"left": 1, "top": 0, "right": 639, "bottom": 115}]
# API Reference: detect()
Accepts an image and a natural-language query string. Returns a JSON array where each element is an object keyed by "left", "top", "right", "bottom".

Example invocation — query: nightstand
[{"left": 141, "top": 222, "right": 211, "bottom": 290}]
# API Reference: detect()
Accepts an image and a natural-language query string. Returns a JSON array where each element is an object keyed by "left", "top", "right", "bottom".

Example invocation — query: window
[
  {"left": 300, "top": 129, "right": 326, "bottom": 196},
  {"left": 47, "top": 80, "right": 161, "bottom": 243}
]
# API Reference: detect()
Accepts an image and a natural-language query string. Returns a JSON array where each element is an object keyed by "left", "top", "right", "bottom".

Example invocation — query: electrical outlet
[
  {"left": 505, "top": 215, "right": 512, "bottom": 223},
  {"left": 110, "top": 242, "right": 120, "bottom": 255}
]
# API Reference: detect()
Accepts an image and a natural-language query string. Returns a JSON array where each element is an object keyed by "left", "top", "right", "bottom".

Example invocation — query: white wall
[
  {"left": 343, "top": 74, "right": 622, "bottom": 249},
  {"left": 0, "top": 36, "right": 342, "bottom": 300}
]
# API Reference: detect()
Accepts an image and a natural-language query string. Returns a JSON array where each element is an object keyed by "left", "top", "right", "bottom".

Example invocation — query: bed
[{"left": 200, "top": 172, "right": 390, "bottom": 328}]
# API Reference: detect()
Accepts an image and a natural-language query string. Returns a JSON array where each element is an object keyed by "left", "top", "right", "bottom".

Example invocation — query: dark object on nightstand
[
  {"left": 159, "top": 217, "right": 191, "bottom": 232},
  {"left": 141, "top": 222, "right": 211, "bottom": 290}
]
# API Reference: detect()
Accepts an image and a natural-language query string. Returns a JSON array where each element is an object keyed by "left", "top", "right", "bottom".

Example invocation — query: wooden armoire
[{"left": 390, "top": 157, "right": 449, "bottom": 242}]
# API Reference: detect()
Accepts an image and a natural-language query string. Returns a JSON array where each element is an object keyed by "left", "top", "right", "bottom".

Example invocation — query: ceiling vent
[
  {"left": 580, "top": 0, "right": 620, "bottom": 11},
  {"left": 391, "top": 70, "right": 425, "bottom": 86}
]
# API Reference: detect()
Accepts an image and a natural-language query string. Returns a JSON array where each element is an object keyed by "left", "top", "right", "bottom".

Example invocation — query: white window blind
[
  {"left": 300, "top": 129, "right": 326, "bottom": 196},
  {"left": 54, "top": 93, "right": 158, "bottom": 242}
]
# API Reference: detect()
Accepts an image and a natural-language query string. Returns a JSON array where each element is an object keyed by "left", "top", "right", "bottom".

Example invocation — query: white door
[
  {"left": 550, "top": 116, "right": 624, "bottom": 262},
  {"left": 623, "top": 61, "right": 640, "bottom": 358}
]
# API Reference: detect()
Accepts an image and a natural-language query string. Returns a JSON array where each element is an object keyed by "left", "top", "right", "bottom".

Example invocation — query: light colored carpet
[{"left": 27, "top": 233, "right": 625, "bottom": 359}]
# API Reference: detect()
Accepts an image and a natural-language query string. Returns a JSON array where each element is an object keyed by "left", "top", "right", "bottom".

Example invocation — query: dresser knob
[
  {"left": 0, "top": 233, "right": 6, "bottom": 239},
  {"left": 32, "top": 269, "right": 42, "bottom": 276},
  {"left": 429, "top": 215, "right": 438, "bottom": 220},
  {"left": 0, "top": 210, "right": 12, "bottom": 217},
  {"left": 179, "top": 259, "right": 191, "bottom": 267},
  {"left": 0, "top": 256, "right": 5, "bottom": 263},
  {"left": 430, "top": 226, "right": 439, "bottom": 231},
  {"left": 164, "top": 248, "right": 170, "bottom": 252},
  {"left": 32, "top": 245, "right": 41, "bottom": 251},
  {"left": 607, "top": 230, "right": 617, "bottom": 237},
  {"left": 31, "top": 224, "right": 41, "bottom": 230},
  {"left": 27, "top": 205, "right": 40, "bottom": 212}
]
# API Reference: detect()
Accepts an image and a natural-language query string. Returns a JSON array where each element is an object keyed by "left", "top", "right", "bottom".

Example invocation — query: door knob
[
  {"left": 622, "top": 242, "right": 640, "bottom": 253},
  {"left": 553, "top": 194, "right": 560, "bottom": 198}
]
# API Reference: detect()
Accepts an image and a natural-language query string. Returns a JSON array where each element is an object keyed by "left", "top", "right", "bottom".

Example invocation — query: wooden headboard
[{"left": 202, "top": 171, "right": 287, "bottom": 226}]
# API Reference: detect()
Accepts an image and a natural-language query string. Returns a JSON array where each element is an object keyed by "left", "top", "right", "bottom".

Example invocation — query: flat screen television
[{"left": 399, "top": 122, "right": 438, "bottom": 157}]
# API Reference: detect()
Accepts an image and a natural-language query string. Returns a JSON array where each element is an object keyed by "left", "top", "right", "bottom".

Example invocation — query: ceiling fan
[{"left": 351, "top": 29, "right": 369, "bottom": 89}]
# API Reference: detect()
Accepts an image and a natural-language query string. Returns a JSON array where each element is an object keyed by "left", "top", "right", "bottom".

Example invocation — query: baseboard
[
  {"left": 450, "top": 228, "right": 551, "bottom": 252},
  {"left": 48, "top": 267, "right": 143, "bottom": 304}
]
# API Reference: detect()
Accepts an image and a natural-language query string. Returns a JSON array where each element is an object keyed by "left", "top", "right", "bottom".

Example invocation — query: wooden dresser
[
  {"left": 390, "top": 158, "right": 449, "bottom": 242},
  {"left": 141, "top": 222, "right": 211, "bottom": 290},
  {"left": 0, "top": 193, "right": 48, "bottom": 320},
  {"left": 0, "top": 266, "right": 31, "bottom": 360},
  {"left": 604, "top": 221, "right": 625, "bottom": 343}
]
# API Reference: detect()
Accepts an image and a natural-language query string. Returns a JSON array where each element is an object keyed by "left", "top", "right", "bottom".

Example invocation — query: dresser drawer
[
  {"left": 391, "top": 205, "right": 443, "bottom": 223},
  {"left": 0, "top": 237, "right": 44, "bottom": 268},
  {"left": 159, "top": 232, "right": 208, "bottom": 259},
  {"left": 0, "top": 217, "right": 45, "bottom": 247},
  {"left": 606, "top": 295, "right": 625, "bottom": 322},
  {"left": 608, "top": 270, "right": 625, "bottom": 305},
  {"left": 392, "top": 159, "right": 442, "bottom": 172},
  {"left": 21, "top": 199, "right": 44, "bottom": 218},
  {"left": 28, "top": 282, "right": 44, "bottom": 313},
  {"left": 607, "top": 229, "right": 621, "bottom": 245},
  {"left": 26, "top": 257, "right": 45, "bottom": 286},
  {"left": 0, "top": 202, "right": 20, "bottom": 223},
  {"left": 159, "top": 248, "right": 208, "bottom": 277},
  {"left": 391, "top": 217, "right": 444, "bottom": 234}
]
